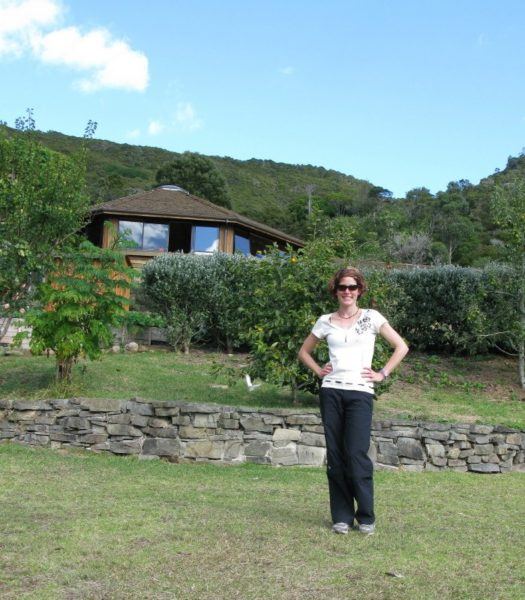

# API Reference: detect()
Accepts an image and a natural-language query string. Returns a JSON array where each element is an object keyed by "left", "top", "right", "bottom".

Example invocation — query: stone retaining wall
[{"left": 1, "top": 398, "right": 524, "bottom": 473}]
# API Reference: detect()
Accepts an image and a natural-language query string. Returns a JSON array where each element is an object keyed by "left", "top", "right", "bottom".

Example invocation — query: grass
[
  {"left": 0, "top": 443, "right": 524, "bottom": 599},
  {"left": 0, "top": 349, "right": 316, "bottom": 409},
  {"left": 0, "top": 349, "right": 524, "bottom": 428},
  {"left": 380, "top": 353, "right": 525, "bottom": 428}
]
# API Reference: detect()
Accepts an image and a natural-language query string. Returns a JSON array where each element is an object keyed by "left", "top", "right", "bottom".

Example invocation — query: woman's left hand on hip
[{"left": 361, "top": 367, "right": 384, "bottom": 382}]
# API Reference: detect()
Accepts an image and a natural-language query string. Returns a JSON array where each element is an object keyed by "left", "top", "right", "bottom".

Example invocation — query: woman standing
[{"left": 298, "top": 267, "right": 408, "bottom": 535}]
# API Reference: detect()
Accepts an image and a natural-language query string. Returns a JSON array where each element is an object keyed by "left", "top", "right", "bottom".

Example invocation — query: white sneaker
[
  {"left": 358, "top": 523, "right": 375, "bottom": 535},
  {"left": 332, "top": 522, "right": 350, "bottom": 534}
]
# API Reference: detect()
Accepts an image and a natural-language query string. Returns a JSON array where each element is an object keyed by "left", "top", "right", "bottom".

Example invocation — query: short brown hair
[{"left": 328, "top": 267, "right": 367, "bottom": 298}]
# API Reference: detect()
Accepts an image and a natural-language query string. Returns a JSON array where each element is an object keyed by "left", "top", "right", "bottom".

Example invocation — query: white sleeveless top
[{"left": 311, "top": 308, "right": 387, "bottom": 393}]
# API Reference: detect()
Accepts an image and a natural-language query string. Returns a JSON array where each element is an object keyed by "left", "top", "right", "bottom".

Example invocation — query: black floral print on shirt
[{"left": 355, "top": 312, "right": 372, "bottom": 335}]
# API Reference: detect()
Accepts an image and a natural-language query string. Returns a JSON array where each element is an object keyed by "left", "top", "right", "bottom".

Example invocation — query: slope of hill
[
  {"left": 27, "top": 129, "right": 375, "bottom": 233},
  {"left": 4, "top": 125, "right": 523, "bottom": 265}
]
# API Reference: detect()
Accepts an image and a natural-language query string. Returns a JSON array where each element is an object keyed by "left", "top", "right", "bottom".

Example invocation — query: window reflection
[
  {"left": 143, "top": 223, "right": 169, "bottom": 251},
  {"left": 193, "top": 226, "right": 219, "bottom": 253},
  {"left": 234, "top": 234, "right": 250, "bottom": 255},
  {"left": 119, "top": 221, "right": 143, "bottom": 248},
  {"left": 118, "top": 220, "right": 169, "bottom": 251}
]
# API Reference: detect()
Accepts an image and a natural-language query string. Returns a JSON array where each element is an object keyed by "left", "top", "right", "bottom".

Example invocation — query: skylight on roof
[{"left": 159, "top": 185, "right": 189, "bottom": 194}]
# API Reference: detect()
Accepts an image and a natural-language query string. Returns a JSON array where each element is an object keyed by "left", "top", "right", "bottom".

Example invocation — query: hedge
[{"left": 140, "top": 254, "right": 518, "bottom": 358}]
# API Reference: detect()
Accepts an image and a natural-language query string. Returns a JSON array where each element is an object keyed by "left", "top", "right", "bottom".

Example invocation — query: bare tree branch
[{"left": 494, "top": 344, "right": 518, "bottom": 357}]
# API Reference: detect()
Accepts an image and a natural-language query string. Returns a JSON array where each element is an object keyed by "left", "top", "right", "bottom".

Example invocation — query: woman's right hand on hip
[{"left": 319, "top": 362, "right": 333, "bottom": 378}]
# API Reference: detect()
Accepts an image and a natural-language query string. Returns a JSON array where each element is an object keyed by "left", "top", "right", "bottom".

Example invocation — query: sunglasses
[{"left": 336, "top": 284, "right": 360, "bottom": 292}]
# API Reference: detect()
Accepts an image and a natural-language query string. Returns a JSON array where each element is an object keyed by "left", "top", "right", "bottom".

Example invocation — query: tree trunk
[
  {"left": 518, "top": 255, "right": 525, "bottom": 390},
  {"left": 519, "top": 341, "right": 524, "bottom": 390},
  {"left": 56, "top": 358, "right": 74, "bottom": 382},
  {"left": 291, "top": 378, "right": 299, "bottom": 405}
]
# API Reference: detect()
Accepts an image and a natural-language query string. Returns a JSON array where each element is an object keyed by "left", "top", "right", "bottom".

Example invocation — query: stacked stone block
[
  {"left": 370, "top": 420, "right": 524, "bottom": 473},
  {"left": 0, "top": 398, "right": 523, "bottom": 472}
]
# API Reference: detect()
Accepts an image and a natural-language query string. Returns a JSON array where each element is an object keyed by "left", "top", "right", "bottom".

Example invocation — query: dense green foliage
[
  {"left": 9, "top": 125, "right": 524, "bottom": 268},
  {"left": 18, "top": 241, "right": 132, "bottom": 381},
  {"left": 243, "top": 247, "right": 335, "bottom": 399},
  {"left": 490, "top": 182, "right": 525, "bottom": 387},
  {"left": 141, "top": 251, "right": 521, "bottom": 389},
  {"left": 385, "top": 265, "right": 518, "bottom": 355},
  {"left": 141, "top": 252, "right": 257, "bottom": 353},
  {"left": 0, "top": 132, "right": 90, "bottom": 313},
  {"left": 140, "top": 241, "right": 405, "bottom": 398},
  {"left": 156, "top": 152, "right": 232, "bottom": 208}
]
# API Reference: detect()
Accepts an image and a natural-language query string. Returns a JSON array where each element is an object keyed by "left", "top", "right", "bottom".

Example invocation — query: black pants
[{"left": 320, "top": 387, "right": 375, "bottom": 525}]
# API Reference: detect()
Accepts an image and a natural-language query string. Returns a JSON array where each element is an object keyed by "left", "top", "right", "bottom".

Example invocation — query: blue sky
[{"left": 1, "top": 0, "right": 525, "bottom": 197}]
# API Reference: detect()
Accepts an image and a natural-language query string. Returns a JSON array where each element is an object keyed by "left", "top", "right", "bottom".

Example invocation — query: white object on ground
[{"left": 244, "top": 374, "right": 261, "bottom": 391}]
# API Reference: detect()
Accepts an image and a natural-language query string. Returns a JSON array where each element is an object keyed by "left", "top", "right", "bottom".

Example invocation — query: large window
[
  {"left": 119, "top": 221, "right": 169, "bottom": 251},
  {"left": 234, "top": 233, "right": 250, "bottom": 255},
  {"left": 192, "top": 226, "right": 219, "bottom": 253}
]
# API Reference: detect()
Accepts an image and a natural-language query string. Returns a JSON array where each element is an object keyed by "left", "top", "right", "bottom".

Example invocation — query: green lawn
[
  {"left": 1, "top": 350, "right": 524, "bottom": 428},
  {"left": 0, "top": 443, "right": 523, "bottom": 599},
  {"left": 0, "top": 350, "right": 314, "bottom": 409}
]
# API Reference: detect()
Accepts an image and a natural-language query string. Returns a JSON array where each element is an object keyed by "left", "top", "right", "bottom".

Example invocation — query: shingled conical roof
[{"left": 92, "top": 186, "right": 304, "bottom": 246}]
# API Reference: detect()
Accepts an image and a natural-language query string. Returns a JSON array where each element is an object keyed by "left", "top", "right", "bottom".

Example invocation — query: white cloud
[
  {"left": 173, "top": 102, "right": 203, "bottom": 131},
  {"left": 0, "top": 0, "right": 149, "bottom": 92},
  {"left": 147, "top": 120, "right": 163, "bottom": 135},
  {"left": 126, "top": 128, "right": 141, "bottom": 139},
  {"left": 0, "top": 0, "right": 60, "bottom": 55},
  {"left": 32, "top": 26, "right": 149, "bottom": 92},
  {"left": 279, "top": 66, "right": 294, "bottom": 76}
]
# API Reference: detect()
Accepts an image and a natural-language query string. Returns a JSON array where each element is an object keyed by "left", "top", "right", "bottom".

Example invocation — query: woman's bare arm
[
  {"left": 298, "top": 334, "right": 332, "bottom": 378},
  {"left": 361, "top": 323, "right": 409, "bottom": 383}
]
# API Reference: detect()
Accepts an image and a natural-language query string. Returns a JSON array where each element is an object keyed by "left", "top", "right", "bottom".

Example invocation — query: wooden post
[
  {"left": 219, "top": 226, "right": 234, "bottom": 253},
  {"left": 102, "top": 219, "right": 118, "bottom": 249}
]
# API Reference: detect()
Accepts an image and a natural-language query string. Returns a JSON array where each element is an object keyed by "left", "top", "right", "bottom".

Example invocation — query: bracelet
[{"left": 379, "top": 368, "right": 388, "bottom": 380}]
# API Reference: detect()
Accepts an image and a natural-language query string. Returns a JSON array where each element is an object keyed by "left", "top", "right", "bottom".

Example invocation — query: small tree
[
  {"left": 18, "top": 242, "right": 132, "bottom": 381},
  {"left": 388, "top": 232, "right": 433, "bottom": 265},
  {"left": 243, "top": 245, "right": 334, "bottom": 402},
  {"left": 0, "top": 131, "right": 90, "bottom": 337},
  {"left": 491, "top": 183, "right": 525, "bottom": 388},
  {"left": 243, "top": 227, "right": 357, "bottom": 402},
  {"left": 156, "top": 152, "right": 232, "bottom": 208}
]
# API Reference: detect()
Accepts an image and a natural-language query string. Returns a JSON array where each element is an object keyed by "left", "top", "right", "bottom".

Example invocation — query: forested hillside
[
  {"left": 5, "top": 126, "right": 523, "bottom": 266},
  {"left": 24, "top": 129, "right": 375, "bottom": 235}
]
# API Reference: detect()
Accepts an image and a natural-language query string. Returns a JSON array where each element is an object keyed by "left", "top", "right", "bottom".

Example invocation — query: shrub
[
  {"left": 141, "top": 244, "right": 406, "bottom": 399},
  {"left": 385, "top": 265, "right": 518, "bottom": 354},
  {"left": 480, "top": 263, "right": 521, "bottom": 356},
  {"left": 141, "top": 252, "right": 258, "bottom": 353},
  {"left": 243, "top": 245, "right": 333, "bottom": 400},
  {"left": 17, "top": 242, "right": 132, "bottom": 381},
  {"left": 141, "top": 253, "right": 213, "bottom": 353},
  {"left": 205, "top": 252, "right": 258, "bottom": 352}
]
